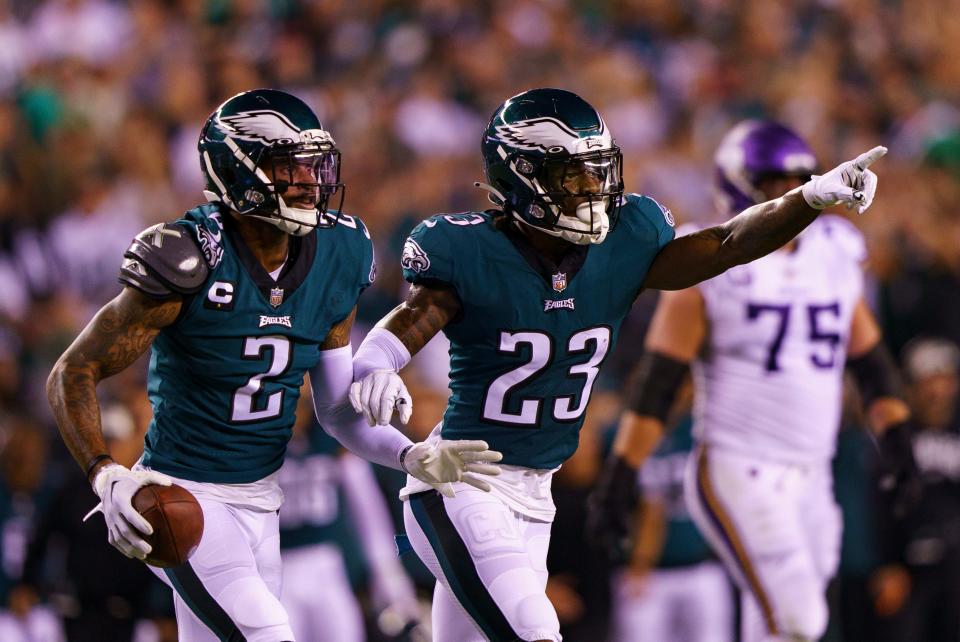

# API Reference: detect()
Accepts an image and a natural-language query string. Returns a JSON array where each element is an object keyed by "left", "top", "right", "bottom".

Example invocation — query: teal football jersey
[
  {"left": 141, "top": 204, "right": 375, "bottom": 483},
  {"left": 278, "top": 425, "right": 351, "bottom": 550},
  {"left": 401, "top": 194, "right": 674, "bottom": 469},
  {"left": 639, "top": 416, "right": 714, "bottom": 568}
]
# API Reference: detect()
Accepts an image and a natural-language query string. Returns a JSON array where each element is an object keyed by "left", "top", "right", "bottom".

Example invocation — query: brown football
[{"left": 132, "top": 483, "right": 204, "bottom": 567}]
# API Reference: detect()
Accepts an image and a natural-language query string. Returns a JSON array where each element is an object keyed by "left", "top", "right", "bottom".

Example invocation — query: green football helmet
[
  {"left": 480, "top": 88, "right": 623, "bottom": 244},
  {"left": 198, "top": 88, "right": 344, "bottom": 235}
]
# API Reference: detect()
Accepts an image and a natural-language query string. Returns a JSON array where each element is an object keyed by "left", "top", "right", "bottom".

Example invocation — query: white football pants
[
  {"left": 149, "top": 497, "right": 294, "bottom": 642},
  {"left": 403, "top": 488, "right": 561, "bottom": 642},
  {"left": 684, "top": 445, "right": 841, "bottom": 642}
]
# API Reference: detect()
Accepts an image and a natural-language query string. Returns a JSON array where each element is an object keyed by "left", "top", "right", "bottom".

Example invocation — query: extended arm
[
  {"left": 644, "top": 146, "right": 886, "bottom": 290},
  {"left": 644, "top": 190, "right": 817, "bottom": 290}
]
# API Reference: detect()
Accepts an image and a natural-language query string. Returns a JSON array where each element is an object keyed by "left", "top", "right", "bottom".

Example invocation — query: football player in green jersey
[
  {"left": 46, "top": 89, "right": 501, "bottom": 642},
  {"left": 348, "top": 88, "right": 887, "bottom": 642}
]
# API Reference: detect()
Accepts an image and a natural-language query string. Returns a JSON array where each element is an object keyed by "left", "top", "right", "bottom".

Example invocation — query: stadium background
[{"left": 1, "top": 0, "right": 959, "bottom": 640}]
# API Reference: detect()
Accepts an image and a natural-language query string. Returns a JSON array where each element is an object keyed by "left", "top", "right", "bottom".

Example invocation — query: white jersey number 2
[
  {"left": 231, "top": 336, "right": 291, "bottom": 422},
  {"left": 482, "top": 326, "right": 611, "bottom": 426}
]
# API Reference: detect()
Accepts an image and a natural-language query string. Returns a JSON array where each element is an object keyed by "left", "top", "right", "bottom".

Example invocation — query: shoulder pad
[{"left": 118, "top": 223, "right": 209, "bottom": 298}]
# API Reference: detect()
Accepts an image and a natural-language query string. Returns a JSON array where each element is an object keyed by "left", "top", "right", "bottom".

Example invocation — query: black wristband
[
  {"left": 624, "top": 352, "right": 689, "bottom": 422},
  {"left": 399, "top": 444, "right": 414, "bottom": 474},
  {"left": 848, "top": 343, "right": 903, "bottom": 406},
  {"left": 84, "top": 454, "right": 114, "bottom": 481}
]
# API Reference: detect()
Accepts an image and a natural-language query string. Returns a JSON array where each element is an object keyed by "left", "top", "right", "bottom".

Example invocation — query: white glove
[
  {"left": 801, "top": 145, "right": 886, "bottom": 214},
  {"left": 87, "top": 464, "right": 173, "bottom": 560},
  {"left": 402, "top": 440, "right": 503, "bottom": 498},
  {"left": 349, "top": 369, "right": 413, "bottom": 426}
]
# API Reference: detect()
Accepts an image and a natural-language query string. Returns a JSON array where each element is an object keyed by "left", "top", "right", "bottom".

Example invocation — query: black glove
[
  {"left": 585, "top": 455, "right": 639, "bottom": 565},
  {"left": 878, "top": 420, "right": 923, "bottom": 518}
]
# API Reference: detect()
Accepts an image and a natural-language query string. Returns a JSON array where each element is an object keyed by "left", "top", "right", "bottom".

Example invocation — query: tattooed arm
[
  {"left": 46, "top": 288, "right": 181, "bottom": 482},
  {"left": 642, "top": 189, "right": 818, "bottom": 291},
  {"left": 347, "top": 282, "right": 461, "bottom": 426},
  {"left": 376, "top": 282, "right": 461, "bottom": 356}
]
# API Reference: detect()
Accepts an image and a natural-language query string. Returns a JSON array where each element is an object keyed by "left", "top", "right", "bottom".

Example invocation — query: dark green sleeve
[
  {"left": 628, "top": 193, "right": 676, "bottom": 251},
  {"left": 400, "top": 216, "right": 456, "bottom": 285}
]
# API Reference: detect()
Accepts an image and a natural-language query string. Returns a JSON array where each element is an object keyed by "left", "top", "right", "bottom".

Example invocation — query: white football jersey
[{"left": 691, "top": 215, "right": 866, "bottom": 463}]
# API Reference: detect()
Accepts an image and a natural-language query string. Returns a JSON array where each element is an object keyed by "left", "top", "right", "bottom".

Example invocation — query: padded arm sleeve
[
  {"left": 118, "top": 223, "right": 209, "bottom": 298},
  {"left": 310, "top": 345, "right": 413, "bottom": 470}
]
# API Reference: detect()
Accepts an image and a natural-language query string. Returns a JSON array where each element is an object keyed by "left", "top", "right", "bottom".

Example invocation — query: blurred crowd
[{"left": 1, "top": 0, "right": 959, "bottom": 640}]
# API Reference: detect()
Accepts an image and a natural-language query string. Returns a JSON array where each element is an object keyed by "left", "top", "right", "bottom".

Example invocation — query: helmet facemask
[
  {"left": 512, "top": 147, "right": 623, "bottom": 245},
  {"left": 247, "top": 142, "right": 345, "bottom": 236}
]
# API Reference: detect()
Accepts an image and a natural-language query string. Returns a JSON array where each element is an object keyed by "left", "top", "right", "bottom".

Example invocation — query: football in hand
[{"left": 132, "top": 483, "right": 203, "bottom": 567}]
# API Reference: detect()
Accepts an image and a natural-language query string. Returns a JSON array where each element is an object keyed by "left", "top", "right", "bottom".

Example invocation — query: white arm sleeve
[
  {"left": 353, "top": 327, "right": 412, "bottom": 380},
  {"left": 310, "top": 345, "right": 413, "bottom": 470}
]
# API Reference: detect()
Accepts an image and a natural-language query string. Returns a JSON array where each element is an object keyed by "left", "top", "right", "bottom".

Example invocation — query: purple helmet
[{"left": 714, "top": 120, "right": 818, "bottom": 217}]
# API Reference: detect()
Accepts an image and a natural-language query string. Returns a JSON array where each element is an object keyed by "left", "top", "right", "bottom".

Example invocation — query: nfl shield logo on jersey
[
  {"left": 270, "top": 287, "right": 284, "bottom": 307},
  {"left": 552, "top": 272, "right": 567, "bottom": 293}
]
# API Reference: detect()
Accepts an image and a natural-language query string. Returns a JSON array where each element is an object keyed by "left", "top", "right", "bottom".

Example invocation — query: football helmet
[
  {"left": 714, "top": 119, "right": 818, "bottom": 217},
  {"left": 198, "top": 88, "right": 343, "bottom": 235},
  {"left": 480, "top": 88, "right": 623, "bottom": 245}
]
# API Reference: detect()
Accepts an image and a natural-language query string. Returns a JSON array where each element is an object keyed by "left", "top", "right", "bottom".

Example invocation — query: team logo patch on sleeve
[
  {"left": 401, "top": 238, "right": 431, "bottom": 273},
  {"left": 656, "top": 201, "right": 675, "bottom": 227},
  {"left": 194, "top": 224, "right": 223, "bottom": 268}
]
